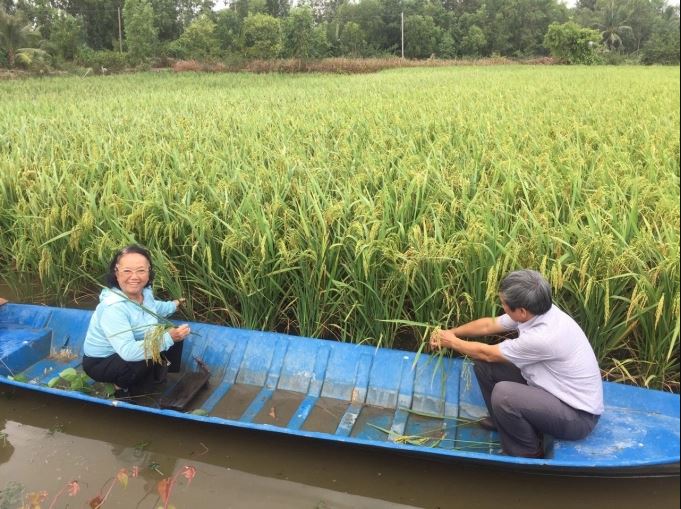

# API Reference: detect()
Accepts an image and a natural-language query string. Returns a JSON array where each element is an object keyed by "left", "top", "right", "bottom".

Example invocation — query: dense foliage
[
  {"left": 544, "top": 21, "right": 601, "bottom": 64},
  {"left": 1, "top": 0, "right": 679, "bottom": 69},
  {"left": 0, "top": 67, "right": 678, "bottom": 390}
]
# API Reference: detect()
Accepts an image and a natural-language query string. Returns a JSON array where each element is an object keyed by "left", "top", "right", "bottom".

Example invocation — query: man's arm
[
  {"left": 450, "top": 317, "right": 507, "bottom": 338},
  {"left": 430, "top": 317, "right": 509, "bottom": 363}
]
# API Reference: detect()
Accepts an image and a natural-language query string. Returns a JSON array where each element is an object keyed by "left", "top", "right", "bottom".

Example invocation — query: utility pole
[
  {"left": 117, "top": 7, "right": 123, "bottom": 52},
  {"left": 401, "top": 11, "right": 404, "bottom": 59}
]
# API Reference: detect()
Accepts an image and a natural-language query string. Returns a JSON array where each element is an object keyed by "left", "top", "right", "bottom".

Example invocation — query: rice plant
[{"left": 0, "top": 65, "right": 678, "bottom": 389}]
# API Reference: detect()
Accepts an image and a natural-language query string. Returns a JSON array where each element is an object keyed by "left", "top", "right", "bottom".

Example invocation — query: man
[{"left": 430, "top": 269, "right": 603, "bottom": 458}]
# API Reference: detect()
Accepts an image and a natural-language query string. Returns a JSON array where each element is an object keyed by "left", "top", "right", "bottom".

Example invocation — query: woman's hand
[
  {"left": 169, "top": 324, "right": 191, "bottom": 342},
  {"left": 173, "top": 298, "right": 186, "bottom": 308}
]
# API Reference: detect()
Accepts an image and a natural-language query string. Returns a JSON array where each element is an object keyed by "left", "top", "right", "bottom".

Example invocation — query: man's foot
[
  {"left": 478, "top": 417, "right": 498, "bottom": 431},
  {"left": 522, "top": 450, "right": 545, "bottom": 459}
]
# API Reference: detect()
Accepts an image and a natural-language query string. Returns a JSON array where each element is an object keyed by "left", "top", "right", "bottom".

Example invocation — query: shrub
[
  {"left": 171, "top": 14, "right": 218, "bottom": 61},
  {"left": 641, "top": 22, "right": 680, "bottom": 65},
  {"left": 543, "top": 22, "right": 601, "bottom": 65},
  {"left": 242, "top": 14, "right": 282, "bottom": 60},
  {"left": 75, "top": 48, "right": 129, "bottom": 72}
]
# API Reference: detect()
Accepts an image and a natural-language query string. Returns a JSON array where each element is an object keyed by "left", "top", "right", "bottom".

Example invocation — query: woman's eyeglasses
[{"left": 116, "top": 267, "right": 150, "bottom": 277}]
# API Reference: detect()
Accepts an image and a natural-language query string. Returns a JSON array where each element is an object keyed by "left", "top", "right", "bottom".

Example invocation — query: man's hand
[
  {"left": 173, "top": 298, "right": 186, "bottom": 308},
  {"left": 0, "top": 297, "right": 7, "bottom": 306},
  {"left": 429, "top": 328, "right": 460, "bottom": 351},
  {"left": 429, "top": 326, "right": 506, "bottom": 363}
]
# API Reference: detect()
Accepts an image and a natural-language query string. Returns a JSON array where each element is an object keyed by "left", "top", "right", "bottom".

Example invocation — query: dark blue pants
[
  {"left": 83, "top": 341, "right": 183, "bottom": 395},
  {"left": 474, "top": 361, "right": 599, "bottom": 457}
]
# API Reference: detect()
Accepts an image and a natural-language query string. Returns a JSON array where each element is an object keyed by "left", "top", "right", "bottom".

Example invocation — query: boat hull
[{"left": 1, "top": 303, "right": 678, "bottom": 476}]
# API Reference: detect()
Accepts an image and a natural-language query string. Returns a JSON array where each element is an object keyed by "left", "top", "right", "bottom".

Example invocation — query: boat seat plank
[
  {"left": 388, "top": 355, "right": 419, "bottom": 437},
  {"left": 189, "top": 341, "right": 238, "bottom": 413},
  {"left": 200, "top": 381, "right": 234, "bottom": 414},
  {"left": 237, "top": 338, "right": 289, "bottom": 422},
  {"left": 335, "top": 402, "right": 363, "bottom": 437},
  {"left": 159, "top": 367, "right": 210, "bottom": 411},
  {"left": 287, "top": 395, "right": 319, "bottom": 430},
  {"left": 198, "top": 338, "right": 250, "bottom": 413},
  {"left": 388, "top": 408, "right": 409, "bottom": 439},
  {"left": 366, "top": 350, "right": 405, "bottom": 408},
  {"left": 239, "top": 388, "right": 274, "bottom": 422},
  {"left": 236, "top": 337, "right": 288, "bottom": 387},
  {"left": 334, "top": 353, "right": 373, "bottom": 436},
  {"left": 286, "top": 346, "right": 331, "bottom": 430},
  {"left": 307, "top": 346, "right": 330, "bottom": 396},
  {"left": 264, "top": 339, "right": 289, "bottom": 389},
  {"left": 223, "top": 338, "right": 248, "bottom": 385}
]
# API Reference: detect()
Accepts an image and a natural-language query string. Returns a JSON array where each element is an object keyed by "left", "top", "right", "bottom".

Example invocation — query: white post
[
  {"left": 401, "top": 11, "right": 404, "bottom": 59},
  {"left": 118, "top": 7, "right": 123, "bottom": 53}
]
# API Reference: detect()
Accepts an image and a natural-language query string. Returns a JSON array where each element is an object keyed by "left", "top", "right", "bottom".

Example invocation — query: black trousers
[
  {"left": 83, "top": 341, "right": 183, "bottom": 394},
  {"left": 473, "top": 360, "right": 599, "bottom": 457}
]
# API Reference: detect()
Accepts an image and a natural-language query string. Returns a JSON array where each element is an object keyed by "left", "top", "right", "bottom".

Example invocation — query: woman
[{"left": 82, "top": 244, "right": 190, "bottom": 398}]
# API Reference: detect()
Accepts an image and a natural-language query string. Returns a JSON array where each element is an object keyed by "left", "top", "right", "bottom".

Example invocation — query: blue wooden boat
[{"left": 1, "top": 303, "right": 678, "bottom": 476}]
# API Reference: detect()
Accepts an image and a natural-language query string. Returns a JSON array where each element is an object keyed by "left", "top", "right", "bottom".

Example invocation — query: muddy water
[{"left": 0, "top": 387, "right": 678, "bottom": 509}]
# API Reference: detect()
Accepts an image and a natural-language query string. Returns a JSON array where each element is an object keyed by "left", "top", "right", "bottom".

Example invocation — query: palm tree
[
  {"left": 595, "top": 0, "right": 633, "bottom": 52},
  {"left": 0, "top": 9, "right": 39, "bottom": 67}
]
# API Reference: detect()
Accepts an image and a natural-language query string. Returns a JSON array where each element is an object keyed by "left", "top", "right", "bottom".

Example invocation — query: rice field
[{"left": 0, "top": 66, "right": 678, "bottom": 390}]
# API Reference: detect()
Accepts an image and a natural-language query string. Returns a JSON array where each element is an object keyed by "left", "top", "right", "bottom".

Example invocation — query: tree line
[{"left": 1, "top": 0, "right": 679, "bottom": 71}]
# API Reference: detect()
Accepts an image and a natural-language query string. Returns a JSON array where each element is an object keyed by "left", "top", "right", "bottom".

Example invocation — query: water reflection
[
  {"left": 0, "top": 387, "right": 679, "bottom": 509},
  {"left": 0, "top": 389, "right": 418, "bottom": 509},
  {"left": 0, "top": 419, "right": 14, "bottom": 466}
]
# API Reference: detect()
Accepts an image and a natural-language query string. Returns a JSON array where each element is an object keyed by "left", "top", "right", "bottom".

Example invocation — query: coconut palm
[
  {"left": 595, "top": 0, "right": 633, "bottom": 51},
  {"left": 0, "top": 9, "right": 39, "bottom": 67}
]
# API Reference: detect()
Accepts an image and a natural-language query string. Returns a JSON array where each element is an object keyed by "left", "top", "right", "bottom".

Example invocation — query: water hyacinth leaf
[
  {"left": 47, "top": 376, "right": 61, "bottom": 388},
  {"left": 101, "top": 383, "right": 116, "bottom": 397},
  {"left": 59, "top": 367, "right": 78, "bottom": 382}
]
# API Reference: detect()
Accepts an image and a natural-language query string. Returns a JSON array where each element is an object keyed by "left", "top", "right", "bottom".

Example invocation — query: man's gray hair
[{"left": 499, "top": 269, "right": 552, "bottom": 315}]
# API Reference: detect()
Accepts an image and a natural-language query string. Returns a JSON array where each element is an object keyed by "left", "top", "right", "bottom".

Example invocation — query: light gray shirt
[{"left": 497, "top": 304, "right": 604, "bottom": 415}]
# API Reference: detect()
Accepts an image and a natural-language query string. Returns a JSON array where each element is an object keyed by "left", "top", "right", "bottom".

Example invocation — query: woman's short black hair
[
  {"left": 106, "top": 244, "right": 155, "bottom": 289},
  {"left": 499, "top": 269, "right": 552, "bottom": 316}
]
